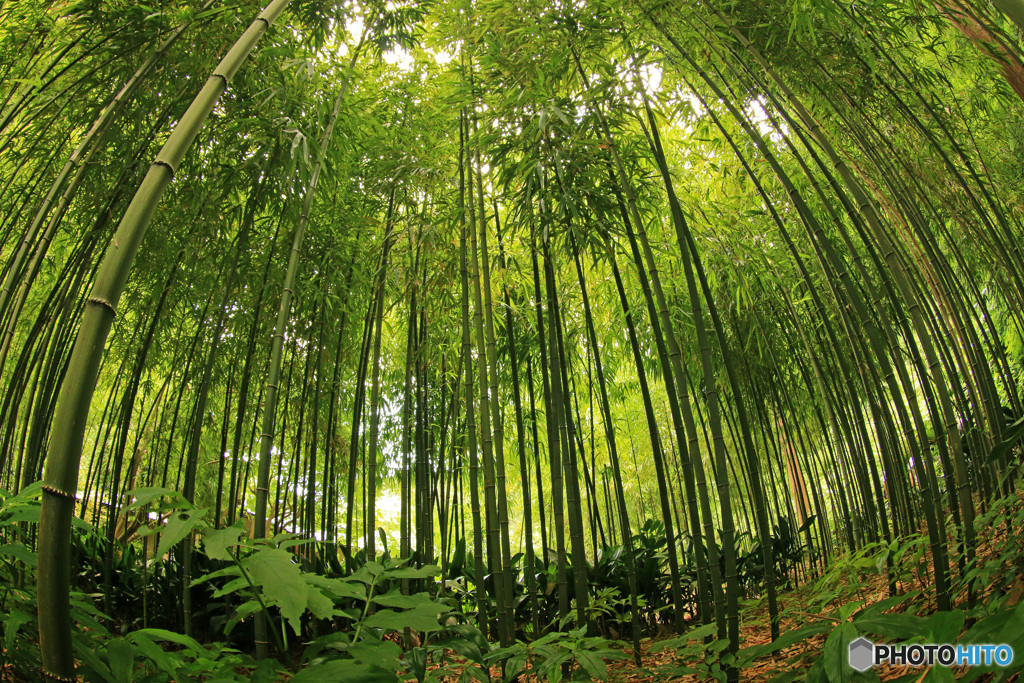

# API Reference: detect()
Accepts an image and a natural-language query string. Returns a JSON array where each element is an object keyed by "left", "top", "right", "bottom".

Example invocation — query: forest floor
[
  {"left": 602, "top": 570, "right": 905, "bottom": 682},
  {"left": 600, "top": 490, "right": 1024, "bottom": 682}
]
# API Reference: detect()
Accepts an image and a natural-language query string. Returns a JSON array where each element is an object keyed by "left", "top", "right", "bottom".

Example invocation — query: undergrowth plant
[
  {"left": 1, "top": 486, "right": 500, "bottom": 682},
  {"left": 487, "top": 627, "right": 627, "bottom": 683},
  {"left": 656, "top": 491, "right": 1024, "bottom": 682}
]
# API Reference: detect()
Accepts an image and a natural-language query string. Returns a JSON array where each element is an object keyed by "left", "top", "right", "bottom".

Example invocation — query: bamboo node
[
  {"left": 41, "top": 484, "right": 75, "bottom": 500},
  {"left": 41, "top": 668, "right": 77, "bottom": 682},
  {"left": 152, "top": 159, "right": 177, "bottom": 177},
  {"left": 87, "top": 297, "right": 117, "bottom": 316}
]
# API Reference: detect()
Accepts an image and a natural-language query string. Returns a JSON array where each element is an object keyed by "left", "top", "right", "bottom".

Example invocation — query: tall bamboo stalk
[{"left": 37, "top": 3, "right": 289, "bottom": 676}]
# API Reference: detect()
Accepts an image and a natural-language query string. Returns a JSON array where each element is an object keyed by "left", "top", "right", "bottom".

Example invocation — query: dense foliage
[{"left": 2, "top": 0, "right": 1024, "bottom": 680}]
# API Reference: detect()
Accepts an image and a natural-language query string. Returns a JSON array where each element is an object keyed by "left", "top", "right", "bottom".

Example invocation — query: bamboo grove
[{"left": 3, "top": 0, "right": 1024, "bottom": 679}]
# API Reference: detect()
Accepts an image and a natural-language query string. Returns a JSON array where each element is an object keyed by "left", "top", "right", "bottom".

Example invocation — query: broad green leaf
[
  {"left": 306, "top": 584, "right": 335, "bottom": 620},
  {"left": 432, "top": 632, "right": 485, "bottom": 666},
  {"left": 0, "top": 482, "right": 42, "bottom": 507},
  {"left": 738, "top": 622, "right": 831, "bottom": 661},
  {"left": 2, "top": 507, "right": 40, "bottom": 525},
  {"left": 446, "top": 623, "right": 489, "bottom": 652},
  {"left": 128, "top": 632, "right": 180, "bottom": 677},
  {"left": 126, "top": 487, "right": 193, "bottom": 510},
  {"left": 289, "top": 659, "right": 398, "bottom": 682},
  {"left": 247, "top": 548, "right": 308, "bottom": 635},
  {"left": 132, "top": 628, "right": 205, "bottom": 656},
  {"left": 156, "top": 510, "right": 207, "bottom": 559},
  {"left": 193, "top": 564, "right": 242, "bottom": 586},
  {"left": 854, "top": 592, "right": 920, "bottom": 620},
  {"left": 575, "top": 649, "right": 607, "bottom": 679},
  {"left": 854, "top": 614, "right": 929, "bottom": 640},
  {"left": 350, "top": 639, "right": 403, "bottom": 670},
  {"left": 921, "top": 667, "right": 955, "bottom": 682},
  {"left": 304, "top": 573, "right": 366, "bottom": 601},
  {"left": 926, "top": 610, "right": 964, "bottom": 643},
  {"left": 0, "top": 542, "right": 36, "bottom": 566},
  {"left": 73, "top": 638, "right": 115, "bottom": 683},
  {"left": 372, "top": 590, "right": 437, "bottom": 609},
  {"left": 211, "top": 576, "right": 250, "bottom": 598},
  {"left": 806, "top": 657, "right": 826, "bottom": 682},
  {"left": 69, "top": 593, "right": 112, "bottom": 637},
  {"left": 387, "top": 564, "right": 441, "bottom": 579},
  {"left": 838, "top": 602, "right": 863, "bottom": 622},
  {"left": 364, "top": 602, "right": 445, "bottom": 632},
  {"left": 105, "top": 637, "right": 134, "bottom": 683},
  {"left": 405, "top": 646, "right": 427, "bottom": 681},
  {"left": 302, "top": 631, "right": 353, "bottom": 662},
  {"left": 202, "top": 523, "right": 244, "bottom": 561},
  {"left": 989, "top": 416, "right": 1024, "bottom": 462},
  {"left": 350, "top": 566, "right": 376, "bottom": 584},
  {"left": 3, "top": 609, "right": 31, "bottom": 653},
  {"left": 279, "top": 536, "right": 316, "bottom": 550},
  {"left": 459, "top": 663, "right": 491, "bottom": 683},
  {"left": 650, "top": 622, "right": 719, "bottom": 652},
  {"left": 824, "top": 622, "right": 856, "bottom": 682},
  {"left": 506, "top": 653, "right": 528, "bottom": 679},
  {"left": 272, "top": 531, "right": 302, "bottom": 546}
]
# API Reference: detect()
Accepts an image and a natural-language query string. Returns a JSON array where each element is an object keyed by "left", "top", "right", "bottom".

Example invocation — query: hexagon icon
[{"left": 848, "top": 637, "right": 875, "bottom": 672}]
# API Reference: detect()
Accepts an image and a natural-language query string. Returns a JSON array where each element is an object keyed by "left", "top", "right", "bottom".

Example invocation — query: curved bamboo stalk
[{"left": 37, "top": 2, "right": 289, "bottom": 675}]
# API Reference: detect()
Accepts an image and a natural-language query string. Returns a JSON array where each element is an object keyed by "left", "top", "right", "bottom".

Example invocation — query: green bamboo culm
[
  {"left": 0, "top": 0, "right": 217, "bottom": 354},
  {"left": 36, "top": 2, "right": 291, "bottom": 679},
  {"left": 990, "top": 0, "right": 1024, "bottom": 34},
  {"left": 251, "top": 36, "right": 364, "bottom": 659}
]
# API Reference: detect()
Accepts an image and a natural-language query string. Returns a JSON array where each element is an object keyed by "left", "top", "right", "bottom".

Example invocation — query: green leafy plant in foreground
[
  {"left": 0, "top": 482, "right": 45, "bottom": 674},
  {"left": 487, "top": 627, "right": 628, "bottom": 683},
  {"left": 3, "top": 483, "right": 627, "bottom": 682},
  {"left": 75, "top": 629, "right": 280, "bottom": 683},
  {"left": 131, "top": 486, "right": 493, "bottom": 682},
  {"left": 0, "top": 485, "right": 500, "bottom": 682}
]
